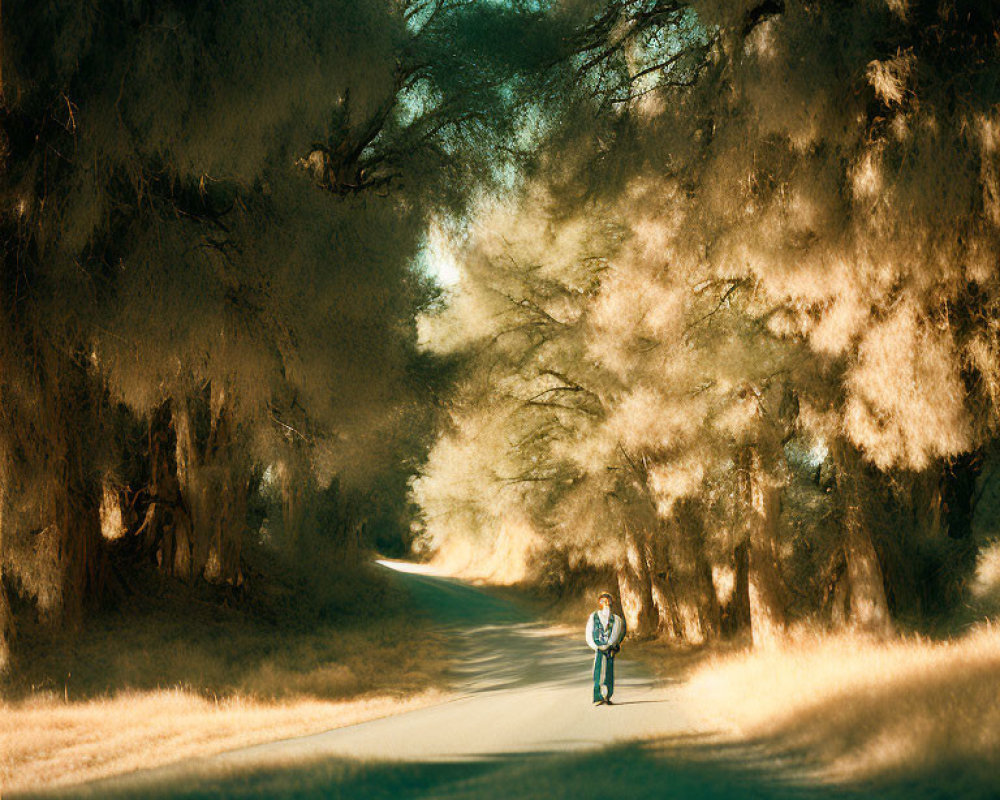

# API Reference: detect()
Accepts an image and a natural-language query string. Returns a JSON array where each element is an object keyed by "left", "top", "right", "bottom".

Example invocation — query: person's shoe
[
  {"left": 604, "top": 698, "right": 614, "bottom": 706},
  {"left": 593, "top": 699, "right": 604, "bottom": 706}
]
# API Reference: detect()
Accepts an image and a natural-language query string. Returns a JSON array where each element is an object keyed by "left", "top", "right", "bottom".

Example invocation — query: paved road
[{"left": 22, "top": 563, "right": 871, "bottom": 799}]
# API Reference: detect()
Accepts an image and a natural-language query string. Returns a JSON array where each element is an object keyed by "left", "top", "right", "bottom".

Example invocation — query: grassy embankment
[
  {"left": 0, "top": 557, "right": 450, "bottom": 794},
  {"left": 675, "top": 623, "right": 1000, "bottom": 794}
]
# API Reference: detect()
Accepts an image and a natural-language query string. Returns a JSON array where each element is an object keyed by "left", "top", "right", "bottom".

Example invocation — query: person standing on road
[{"left": 585, "top": 591, "right": 625, "bottom": 706}]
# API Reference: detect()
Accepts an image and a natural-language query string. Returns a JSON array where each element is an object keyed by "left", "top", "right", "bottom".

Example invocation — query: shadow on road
[
  {"left": 397, "top": 570, "right": 588, "bottom": 693},
  {"left": 609, "top": 699, "right": 674, "bottom": 706},
  {"left": 22, "top": 734, "right": 987, "bottom": 800}
]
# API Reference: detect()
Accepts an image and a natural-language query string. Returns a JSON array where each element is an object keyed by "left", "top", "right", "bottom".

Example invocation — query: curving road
[{"left": 20, "top": 562, "right": 863, "bottom": 800}]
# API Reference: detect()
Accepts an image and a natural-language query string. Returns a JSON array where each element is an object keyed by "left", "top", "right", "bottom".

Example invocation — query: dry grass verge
[
  {"left": 679, "top": 623, "right": 1000, "bottom": 791},
  {"left": 1, "top": 562, "right": 452, "bottom": 794},
  {"left": 1, "top": 687, "right": 448, "bottom": 794}
]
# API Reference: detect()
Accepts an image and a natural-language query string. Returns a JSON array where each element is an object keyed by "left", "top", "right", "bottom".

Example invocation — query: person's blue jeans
[{"left": 593, "top": 650, "right": 614, "bottom": 702}]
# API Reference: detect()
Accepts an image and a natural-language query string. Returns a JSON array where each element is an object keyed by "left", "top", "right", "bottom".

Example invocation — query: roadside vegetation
[
  {"left": 1, "top": 554, "right": 449, "bottom": 793},
  {"left": 681, "top": 624, "right": 1000, "bottom": 795}
]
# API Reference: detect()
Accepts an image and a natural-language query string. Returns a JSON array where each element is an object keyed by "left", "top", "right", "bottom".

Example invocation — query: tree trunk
[
  {"left": 278, "top": 440, "right": 312, "bottom": 545},
  {"left": 942, "top": 450, "right": 983, "bottom": 540},
  {"left": 0, "top": 570, "right": 12, "bottom": 673},
  {"left": 137, "top": 400, "right": 194, "bottom": 577},
  {"left": 844, "top": 509, "right": 892, "bottom": 634},
  {"left": 828, "top": 554, "right": 850, "bottom": 627},
  {"left": 660, "top": 504, "right": 720, "bottom": 644},
  {"left": 52, "top": 480, "right": 102, "bottom": 628},
  {"left": 833, "top": 440, "right": 892, "bottom": 634},
  {"left": 175, "top": 388, "right": 245, "bottom": 585},
  {"left": 721, "top": 540, "right": 751, "bottom": 635},
  {"left": 48, "top": 361, "right": 105, "bottom": 628},
  {"left": 742, "top": 446, "right": 787, "bottom": 647},
  {"left": 617, "top": 525, "right": 657, "bottom": 637},
  {"left": 209, "top": 469, "right": 248, "bottom": 584},
  {"left": 646, "top": 531, "right": 684, "bottom": 639}
]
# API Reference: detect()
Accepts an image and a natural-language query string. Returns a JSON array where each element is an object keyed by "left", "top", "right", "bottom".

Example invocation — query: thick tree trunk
[
  {"left": 281, "top": 471, "right": 305, "bottom": 545},
  {"left": 646, "top": 531, "right": 684, "bottom": 638},
  {"left": 660, "top": 504, "right": 720, "bottom": 644},
  {"left": 0, "top": 570, "right": 12, "bottom": 673},
  {"left": 173, "top": 399, "right": 207, "bottom": 576},
  {"left": 209, "top": 470, "right": 248, "bottom": 584},
  {"left": 175, "top": 389, "right": 245, "bottom": 585},
  {"left": 833, "top": 440, "right": 892, "bottom": 634},
  {"left": 844, "top": 509, "right": 892, "bottom": 634},
  {"left": 942, "top": 450, "right": 983, "bottom": 540},
  {"left": 137, "top": 401, "right": 193, "bottom": 577},
  {"left": 741, "top": 446, "right": 787, "bottom": 647},
  {"left": 278, "top": 441, "right": 312, "bottom": 545},
  {"left": 828, "top": 554, "right": 850, "bottom": 627},
  {"left": 747, "top": 479, "right": 786, "bottom": 646},
  {"left": 649, "top": 572, "right": 683, "bottom": 638},
  {"left": 52, "top": 481, "right": 103, "bottom": 627},
  {"left": 48, "top": 362, "right": 105, "bottom": 628},
  {"left": 721, "top": 541, "right": 752, "bottom": 635},
  {"left": 617, "top": 525, "right": 657, "bottom": 637}
]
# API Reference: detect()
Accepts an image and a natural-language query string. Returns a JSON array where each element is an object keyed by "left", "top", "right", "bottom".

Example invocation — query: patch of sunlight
[
  {"left": 807, "top": 439, "right": 828, "bottom": 467},
  {"left": 413, "top": 220, "right": 462, "bottom": 288},
  {"left": 375, "top": 558, "right": 442, "bottom": 575},
  {"left": 681, "top": 624, "right": 1000, "bottom": 785}
]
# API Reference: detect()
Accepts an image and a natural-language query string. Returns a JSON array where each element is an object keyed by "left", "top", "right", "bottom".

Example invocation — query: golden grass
[
  {"left": 0, "top": 687, "right": 450, "bottom": 793},
  {"left": 680, "top": 623, "right": 1000, "bottom": 785},
  {"left": 0, "top": 562, "right": 454, "bottom": 794}
]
